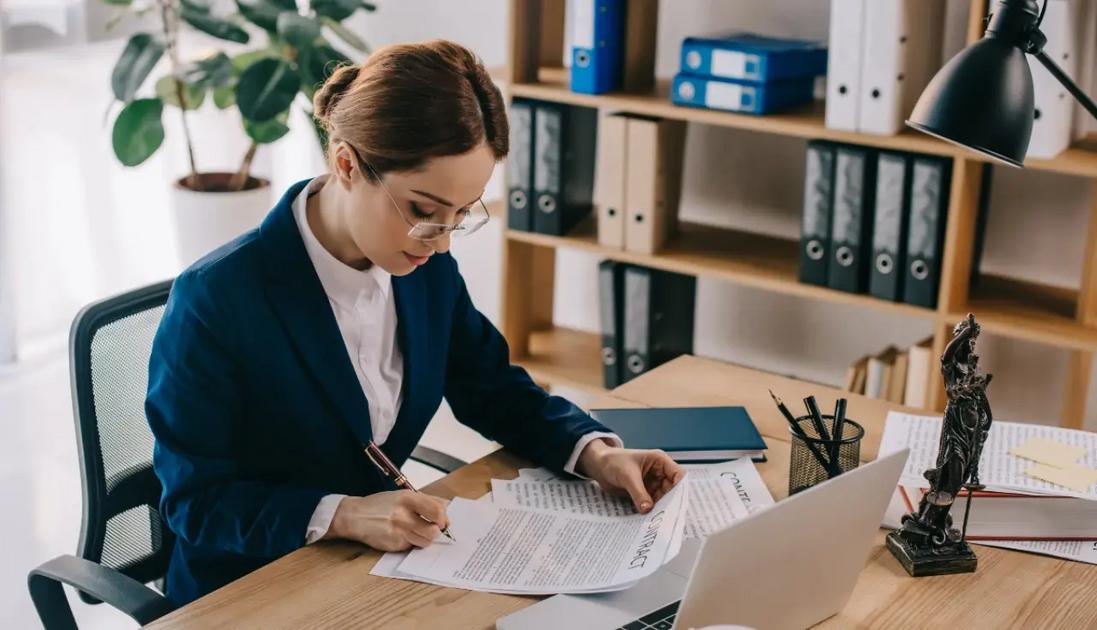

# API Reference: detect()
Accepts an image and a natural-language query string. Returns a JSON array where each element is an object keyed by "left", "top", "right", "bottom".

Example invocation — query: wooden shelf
[
  {"left": 954, "top": 276, "right": 1097, "bottom": 352},
  {"left": 508, "top": 223, "right": 1097, "bottom": 352},
  {"left": 507, "top": 217, "right": 939, "bottom": 320},
  {"left": 516, "top": 326, "right": 605, "bottom": 394},
  {"left": 507, "top": 67, "right": 1097, "bottom": 179}
]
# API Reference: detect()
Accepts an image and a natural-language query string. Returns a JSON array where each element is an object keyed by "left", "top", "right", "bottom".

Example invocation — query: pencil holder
[{"left": 788, "top": 416, "right": 864, "bottom": 496}]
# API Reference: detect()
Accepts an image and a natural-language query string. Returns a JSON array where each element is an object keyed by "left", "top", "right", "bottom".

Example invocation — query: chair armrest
[
  {"left": 28, "top": 555, "right": 175, "bottom": 630},
  {"left": 409, "top": 445, "right": 466, "bottom": 474}
]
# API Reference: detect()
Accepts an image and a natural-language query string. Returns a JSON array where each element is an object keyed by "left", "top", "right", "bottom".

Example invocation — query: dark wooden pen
[{"left": 364, "top": 441, "right": 456, "bottom": 542}]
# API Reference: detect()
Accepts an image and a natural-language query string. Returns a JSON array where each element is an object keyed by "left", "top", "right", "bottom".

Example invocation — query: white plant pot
[{"left": 169, "top": 173, "right": 272, "bottom": 267}]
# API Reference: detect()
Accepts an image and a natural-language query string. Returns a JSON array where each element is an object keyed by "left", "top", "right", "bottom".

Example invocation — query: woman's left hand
[{"left": 577, "top": 439, "right": 686, "bottom": 513}]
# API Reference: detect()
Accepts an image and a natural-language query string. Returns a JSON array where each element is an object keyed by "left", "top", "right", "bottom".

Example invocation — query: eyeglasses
[{"left": 346, "top": 145, "right": 491, "bottom": 242}]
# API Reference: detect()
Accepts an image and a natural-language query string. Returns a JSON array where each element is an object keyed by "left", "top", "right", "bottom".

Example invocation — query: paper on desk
[
  {"left": 1025, "top": 463, "right": 1097, "bottom": 493},
  {"left": 974, "top": 539, "right": 1097, "bottom": 566},
  {"left": 879, "top": 412, "right": 1097, "bottom": 500},
  {"left": 1009, "top": 438, "right": 1087, "bottom": 468},
  {"left": 495, "top": 460, "right": 772, "bottom": 540},
  {"left": 394, "top": 482, "right": 688, "bottom": 595}
]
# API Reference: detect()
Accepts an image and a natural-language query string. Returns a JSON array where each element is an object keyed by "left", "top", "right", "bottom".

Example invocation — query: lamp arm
[{"left": 1032, "top": 49, "right": 1097, "bottom": 121}]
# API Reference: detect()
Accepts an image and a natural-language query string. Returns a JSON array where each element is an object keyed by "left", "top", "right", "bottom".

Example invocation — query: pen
[
  {"left": 769, "top": 390, "right": 830, "bottom": 470},
  {"left": 803, "top": 396, "right": 830, "bottom": 442},
  {"left": 364, "top": 441, "right": 456, "bottom": 542},
  {"left": 830, "top": 398, "right": 848, "bottom": 477}
]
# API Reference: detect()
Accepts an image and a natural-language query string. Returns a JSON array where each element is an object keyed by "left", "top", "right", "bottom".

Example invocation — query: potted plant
[{"left": 101, "top": 0, "right": 374, "bottom": 264}]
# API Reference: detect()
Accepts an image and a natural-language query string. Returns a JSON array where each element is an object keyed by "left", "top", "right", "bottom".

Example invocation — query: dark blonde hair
[{"left": 313, "top": 39, "right": 509, "bottom": 179}]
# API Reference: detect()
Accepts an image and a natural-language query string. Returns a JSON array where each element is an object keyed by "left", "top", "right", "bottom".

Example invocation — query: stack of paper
[
  {"left": 370, "top": 459, "right": 775, "bottom": 595},
  {"left": 880, "top": 412, "right": 1097, "bottom": 565}
]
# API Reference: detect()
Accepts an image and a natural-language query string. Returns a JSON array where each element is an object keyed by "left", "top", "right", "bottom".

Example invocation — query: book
[
  {"left": 894, "top": 485, "right": 1097, "bottom": 540},
  {"left": 886, "top": 350, "right": 909, "bottom": 404},
  {"left": 589, "top": 406, "right": 767, "bottom": 462},
  {"left": 845, "top": 355, "right": 870, "bottom": 395},
  {"left": 865, "top": 346, "right": 899, "bottom": 399},
  {"left": 904, "top": 336, "right": 933, "bottom": 407}
]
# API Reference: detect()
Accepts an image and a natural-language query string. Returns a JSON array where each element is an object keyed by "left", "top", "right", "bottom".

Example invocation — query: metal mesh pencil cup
[{"left": 788, "top": 416, "right": 865, "bottom": 495}]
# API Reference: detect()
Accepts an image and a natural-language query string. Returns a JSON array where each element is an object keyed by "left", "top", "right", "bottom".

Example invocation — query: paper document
[
  {"left": 393, "top": 482, "right": 687, "bottom": 594},
  {"left": 879, "top": 412, "right": 1097, "bottom": 500},
  {"left": 502, "top": 460, "right": 774, "bottom": 540},
  {"left": 974, "top": 539, "right": 1097, "bottom": 566}
]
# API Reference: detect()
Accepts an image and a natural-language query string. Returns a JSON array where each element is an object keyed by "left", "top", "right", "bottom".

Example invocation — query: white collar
[{"left": 292, "top": 176, "right": 391, "bottom": 310}]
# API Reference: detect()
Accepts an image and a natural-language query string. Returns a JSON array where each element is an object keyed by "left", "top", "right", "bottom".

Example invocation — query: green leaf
[
  {"left": 180, "top": 0, "right": 210, "bottom": 13},
  {"left": 320, "top": 16, "right": 368, "bottom": 53},
  {"left": 111, "top": 33, "right": 165, "bottom": 102},
  {"left": 181, "top": 5, "right": 250, "bottom": 43},
  {"left": 100, "top": 0, "right": 133, "bottom": 5},
  {"left": 155, "top": 74, "right": 207, "bottom": 110},
  {"left": 236, "top": 57, "right": 300, "bottom": 122},
  {"left": 277, "top": 12, "right": 322, "bottom": 48},
  {"left": 297, "top": 42, "right": 351, "bottom": 99},
  {"left": 234, "top": 0, "right": 282, "bottom": 32},
  {"left": 213, "top": 84, "right": 237, "bottom": 109},
  {"left": 183, "top": 51, "right": 235, "bottom": 88},
  {"left": 112, "top": 98, "right": 164, "bottom": 166},
  {"left": 361, "top": 2, "right": 377, "bottom": 11},
  {"left": 244, "top": 111, "right": 290, "bottom": 143},
  {"left": 312, "top": 0, "right": 359, "bottom": 21},
  {"left": 231, "top": 47, "right": 281, "bottom": 73},
  {"left": 268, "top": 0, "right": 298, "bottom": 9}
]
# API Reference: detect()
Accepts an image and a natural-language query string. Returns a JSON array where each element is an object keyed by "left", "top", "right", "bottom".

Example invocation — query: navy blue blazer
[{"left": 146, "top": 179, "right": 609, "bottom": 605}]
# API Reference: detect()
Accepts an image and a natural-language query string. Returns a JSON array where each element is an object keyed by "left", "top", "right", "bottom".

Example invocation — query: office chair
[{"left": 27, "top": 280, "right": 466, "bottom": 629}]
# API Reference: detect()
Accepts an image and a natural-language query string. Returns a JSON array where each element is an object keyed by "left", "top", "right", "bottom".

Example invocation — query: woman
[{"left": 146, "top": 40, "right": 684, "bottom": 606}]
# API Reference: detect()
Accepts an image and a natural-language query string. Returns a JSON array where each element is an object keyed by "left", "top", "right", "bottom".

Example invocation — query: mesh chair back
[{"left": 70, "top": 281, "right": 174, "bottom": 604}]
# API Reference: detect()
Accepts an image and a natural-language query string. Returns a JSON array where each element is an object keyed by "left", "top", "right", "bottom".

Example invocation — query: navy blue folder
[{"left": 589, "top": 406, "right": 768, "bottom": 462}]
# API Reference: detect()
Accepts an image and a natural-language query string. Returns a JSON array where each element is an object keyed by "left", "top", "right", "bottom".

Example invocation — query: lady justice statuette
[{"left": 886, "top": 314, "right": 993, "bottom": 577}]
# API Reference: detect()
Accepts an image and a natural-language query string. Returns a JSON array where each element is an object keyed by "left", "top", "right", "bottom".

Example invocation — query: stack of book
[
  {"left": 844, "top": 337, "right": 933, "bottom": 407},
  {"left": 670, "top": 32, "right": 826, "bottom": 115}
]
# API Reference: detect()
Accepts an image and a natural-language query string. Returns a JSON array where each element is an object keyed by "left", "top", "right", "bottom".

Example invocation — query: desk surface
[{"left": 147, "top": 356, "right": 1097, "bottom": 629}]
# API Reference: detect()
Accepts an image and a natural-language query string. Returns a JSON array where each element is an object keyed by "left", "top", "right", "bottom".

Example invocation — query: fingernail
[{"left": 641, "top": 501, "right": 651, "bottom": 511}]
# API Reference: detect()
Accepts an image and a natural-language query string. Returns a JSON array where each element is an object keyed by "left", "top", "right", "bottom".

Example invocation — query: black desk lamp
[{"left": 907, "top": 0, "right": 1097, "bottom": 167}]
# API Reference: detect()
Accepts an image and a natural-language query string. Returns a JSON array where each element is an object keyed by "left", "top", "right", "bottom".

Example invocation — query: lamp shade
[{"left": 906, "top": 37, "right": 1034, "bottom": 167}]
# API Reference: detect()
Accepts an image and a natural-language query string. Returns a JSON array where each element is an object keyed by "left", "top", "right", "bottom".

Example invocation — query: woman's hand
[
  {"left": 577, "top": 439, "right": 686, "bottom": 513},
  {"left": 323, "top": 490, "right": 450, "bottom": 551}
]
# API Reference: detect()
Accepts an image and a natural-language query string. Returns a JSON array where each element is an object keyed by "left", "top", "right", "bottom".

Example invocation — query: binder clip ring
[
  {"left": 836, "top": 246, "right": 855, "bottom": 267},
  {"left": 911, "top": 259, "right": 929, "bottom": 280},
  {"left": 806, "top": 239, "right": 825, "bottom": 261},
  {"left": 576, "top": 50, "right": 591, "bottom": 68},
  {"left": 677, "top": 81, "right": 695, "bottom": 100},
  {"left": 627, "top": 355, "right": 645, "bottom": 374},
  {"left": 602, "top": 347, "right": 616, "bottom": 366},
  {"left": 686, "top": 50, "right": 702, "bottom": 70},
  {"left": 538, "top": 195, "right": 557, "bottom": 214},
  {"left": 509, "top": 190, "right": 527, "bottom": 209},
  {"left": 875, "top": 253, "right": 893, "bottom": 274}
]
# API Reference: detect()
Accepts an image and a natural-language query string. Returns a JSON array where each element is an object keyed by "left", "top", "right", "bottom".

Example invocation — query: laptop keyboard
[{"left": 615, "top": 600, "right": 681, "bottom": 630}]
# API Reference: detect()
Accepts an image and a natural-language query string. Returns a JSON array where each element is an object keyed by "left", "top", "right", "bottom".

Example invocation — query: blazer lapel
[{"left": 258, "top": 180, "right": 373, "bottom": 446}]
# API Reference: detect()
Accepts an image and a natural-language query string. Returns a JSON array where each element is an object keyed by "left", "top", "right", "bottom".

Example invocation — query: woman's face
[{"left": 334, "top": 141, "right": 496, "bottom": 276}]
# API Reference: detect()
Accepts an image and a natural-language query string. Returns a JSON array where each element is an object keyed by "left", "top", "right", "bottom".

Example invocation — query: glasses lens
[{"left": 407, "top": 223, "right": 450, "bottom": 241}]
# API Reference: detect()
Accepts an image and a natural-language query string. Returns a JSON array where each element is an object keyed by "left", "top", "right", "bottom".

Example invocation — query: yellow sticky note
[
  {"left": 1009, "top": 438, "right": 1087, "bottom": 468},
  {"left": 1025, "top": 463, "right": 1097, "bottom": 493}
]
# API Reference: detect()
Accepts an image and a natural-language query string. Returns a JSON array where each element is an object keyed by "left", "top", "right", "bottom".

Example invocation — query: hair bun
[{"left": 313, "top": 64, "right": 361, "bottom": 122}]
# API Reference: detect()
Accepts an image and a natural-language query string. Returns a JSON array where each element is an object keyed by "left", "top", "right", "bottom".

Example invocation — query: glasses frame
[{"left": 344, "top": 144, "right": 491, "bottom": 242}]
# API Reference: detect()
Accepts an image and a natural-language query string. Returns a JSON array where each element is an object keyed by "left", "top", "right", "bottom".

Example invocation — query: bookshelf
[{"left": 499, "top": 0, "right": 1097, "bottom": 429}]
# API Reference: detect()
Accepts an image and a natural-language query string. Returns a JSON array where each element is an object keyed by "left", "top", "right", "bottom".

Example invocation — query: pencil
[
  {"left": 769, "top": 390, "right": 830, "bottom": 470},
  {"left": 364, "top": 441, "right": 456, "bottom": 542}
]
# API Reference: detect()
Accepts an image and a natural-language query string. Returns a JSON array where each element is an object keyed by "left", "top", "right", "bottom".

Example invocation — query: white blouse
[{"left": 291, "top": 178, "right": 619, "bottom": 544}]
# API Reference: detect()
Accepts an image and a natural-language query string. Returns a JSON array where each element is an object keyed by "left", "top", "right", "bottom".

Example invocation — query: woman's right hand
[{"left": 323, "top": 490, "right": 451, "bottom": 551}]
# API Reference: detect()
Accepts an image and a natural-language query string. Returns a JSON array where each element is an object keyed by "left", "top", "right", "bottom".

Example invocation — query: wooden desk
[{"left": 148, "top": 356, "right": 1097, "bottom": 629}]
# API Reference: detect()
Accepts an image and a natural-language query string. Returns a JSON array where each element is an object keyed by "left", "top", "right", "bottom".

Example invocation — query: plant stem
[
  {"left": 231, "top": 142, "right": 259, "bottom": 192},
  {"left": 158, "top": 0, "right": 200, "bottom": 190}
]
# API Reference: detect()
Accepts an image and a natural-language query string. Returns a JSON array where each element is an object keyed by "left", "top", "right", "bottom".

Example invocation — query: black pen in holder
[{"left": 788, "top": 415, "right": 864, "bottom": 496}]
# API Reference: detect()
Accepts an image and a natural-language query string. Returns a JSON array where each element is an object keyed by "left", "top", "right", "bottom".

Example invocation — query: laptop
[{"left": 497, "top": 448, "right": 910, "bottom": 630}]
